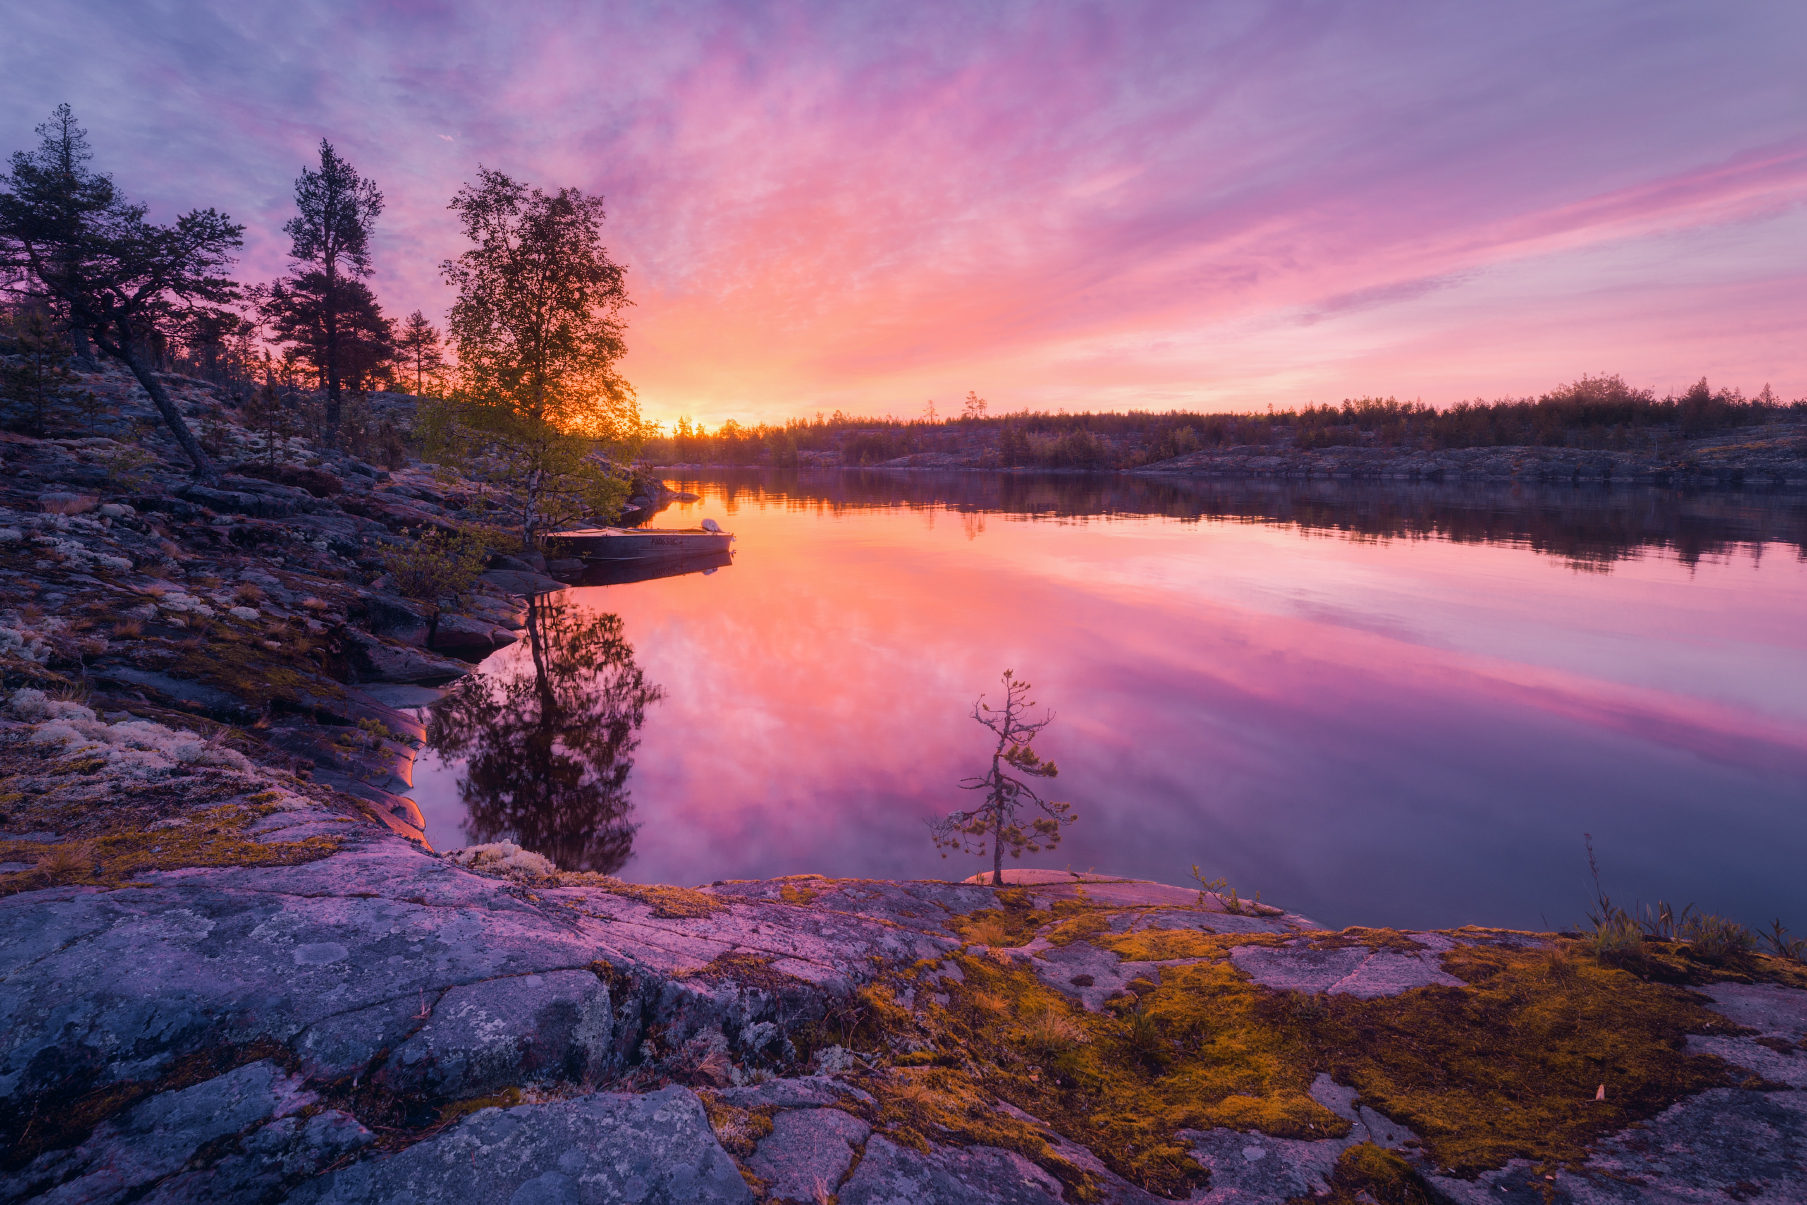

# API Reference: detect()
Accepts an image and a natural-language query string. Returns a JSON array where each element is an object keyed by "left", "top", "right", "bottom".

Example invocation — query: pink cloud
[{"left": 3, "top": 2, "right": 1802, "bottom": 421}]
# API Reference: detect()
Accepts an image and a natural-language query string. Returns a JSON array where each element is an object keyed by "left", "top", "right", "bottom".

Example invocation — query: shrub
[
  {"left": 1679, "top": 913, "right": 1757, "bottom": 964},
  {"left": 1584, "top": 908, "right": 1645, "bottom": 967},
  {"left": 382, "top": 529, "right": 489, "bottom": 605}
]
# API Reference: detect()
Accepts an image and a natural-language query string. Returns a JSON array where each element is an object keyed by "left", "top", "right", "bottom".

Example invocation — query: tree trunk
[
  {"left": 323, "top": 262, "right": 341, "bottom": 447},
  {"left": 68, "top": 325, "right": 98, "bottom": 371},
  {"left": 103, "top": 338, "right": 216, "bottom": 480}
]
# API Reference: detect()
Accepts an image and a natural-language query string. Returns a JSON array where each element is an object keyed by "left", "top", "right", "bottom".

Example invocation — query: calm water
[{"left": 409, "top": 472, "right": 1807, "bottom": 932}]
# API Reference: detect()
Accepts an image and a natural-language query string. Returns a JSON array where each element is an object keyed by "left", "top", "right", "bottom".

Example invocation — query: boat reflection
[
  {"left": 575, "top": 549, "right": 734, "bottom": 587},
  {"left": 424, "top": 596, "right": 664, "bottom": 872}
]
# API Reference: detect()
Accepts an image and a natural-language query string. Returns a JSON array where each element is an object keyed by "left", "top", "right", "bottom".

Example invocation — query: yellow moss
[
  {"left": 780, "top": 880, "right": 824, "bottom": 906},
  {"left": 948, "top": 889, "right": 1052, "bottom": 947},
  {"left": 863, "top": 1067, "right": 1099, "bottom": 1202},
  {"left": 1098, "top": 928, "right": 1222, "bottom": 960},
  {"left": 171, "top": 640, "right": 342, "bottom": 706},
  {"left": 0, "top": 802, "right": 339, "bottom": 897},
  {"left": 1302, "top": 941, "right": 1742, "bottom": 1175},
  {"left": 818, "top": 921, "right": 1770, "bottom": 1194},
  {"left": 435, "top": 1086, "right": 523, "bottom": 1125},
  {"left": 697, "top": 1092, "right": 775, "bottom": 1157},
  {"left": 1042, "top": 911, "right": 1112, "bottom": 947},
  {"left": 1315, "top": 1142, "right": 1437, "bottom": 1205},
  {"left": 557, "top": 874, "right": 728, "bottom": 918},
  {"left": 1309, "top": 927, "right": 1430, "bottom": 953}
]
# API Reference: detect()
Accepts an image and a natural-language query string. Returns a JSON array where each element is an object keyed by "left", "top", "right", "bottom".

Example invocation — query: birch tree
[{"left": 435, "top": 168, "right": 641, "bottom": 545}]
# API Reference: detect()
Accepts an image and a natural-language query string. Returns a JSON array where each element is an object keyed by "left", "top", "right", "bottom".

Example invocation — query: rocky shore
[
  {"left": 4, "top": 367, "right": 1806, "bottom": 1203},
  {"left": 0, "top": 361, "right": 663, "bottom": 848},
  {"left": 2, "top": 692, "right": 1803, "bottom": 1203}
]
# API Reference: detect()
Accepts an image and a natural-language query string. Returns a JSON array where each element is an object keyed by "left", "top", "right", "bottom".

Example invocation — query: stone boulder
[
  {"left": 378, "top": 971, "right": 615, "bottom": 1099},
  {"left": 289, "top": 1086, "right": 751, "bottom": 1205}
]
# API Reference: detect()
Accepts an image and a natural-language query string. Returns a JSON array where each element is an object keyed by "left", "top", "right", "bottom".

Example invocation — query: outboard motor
[{"left": 701, "top": 519, "right": 722, "bottom": 533}]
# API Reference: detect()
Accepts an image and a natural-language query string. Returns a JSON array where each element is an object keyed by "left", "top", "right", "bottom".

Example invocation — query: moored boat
[{"left": 548, "top": 521, "right": 733, "bottom": 563}]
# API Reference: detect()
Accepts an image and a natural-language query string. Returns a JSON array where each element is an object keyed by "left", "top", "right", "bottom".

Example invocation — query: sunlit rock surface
[{"left": 1, "top": 735, "right": 1804, "bottom": 1202}]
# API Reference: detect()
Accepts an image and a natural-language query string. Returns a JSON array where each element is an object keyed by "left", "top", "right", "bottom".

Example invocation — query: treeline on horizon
[
  {"left": 1, "top": 105, "right": 1800, "bottom": 477},
  {"left": 652, "top": 375, "right": 1807, "bottom": 469}
]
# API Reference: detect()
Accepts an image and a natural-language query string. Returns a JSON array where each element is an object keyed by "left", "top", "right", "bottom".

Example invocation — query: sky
[{"left": 4, "top": 1, "right": 1804, "bottom": 427}]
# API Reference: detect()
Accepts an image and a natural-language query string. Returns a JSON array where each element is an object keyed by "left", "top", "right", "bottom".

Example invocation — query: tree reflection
[{"left": 426, "top": 597, "right": 663, "bottom": 873}]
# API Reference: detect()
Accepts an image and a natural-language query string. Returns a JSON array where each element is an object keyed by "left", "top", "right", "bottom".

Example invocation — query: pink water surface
[{"left": 411, "top": 478, "right": 1807, "bottom": 930}]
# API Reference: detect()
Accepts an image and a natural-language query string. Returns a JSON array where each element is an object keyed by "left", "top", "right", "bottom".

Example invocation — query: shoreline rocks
[{"left": 1, "top": 719, "right": 1801, "bottom": 1204}]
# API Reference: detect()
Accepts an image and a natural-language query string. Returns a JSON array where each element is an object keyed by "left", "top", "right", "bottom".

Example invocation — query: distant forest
[
  {"left": 1, "top": 107, "right": 1799, "bottom": 474},
  {"left": 646, "top": 375, "right": 1806, "bottom": 469}
]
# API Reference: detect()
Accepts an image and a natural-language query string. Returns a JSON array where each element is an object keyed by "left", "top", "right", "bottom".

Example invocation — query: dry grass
[
  {"left": 232, "top": 583, "right": 263, "bottom": 605},
  {"left": 34, "top": 841, "right": 94, "bottom": 883},
  {"left": 110, "top": 620, "right": 142, "bottom": 639},
  {"left": 964, "top": 918, "right": 1013, "bottom": 947}
]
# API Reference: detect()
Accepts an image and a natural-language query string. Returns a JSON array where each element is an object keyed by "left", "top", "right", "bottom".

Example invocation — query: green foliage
[
  {"left": 929, "top": 670, "right": 1075, "bottom": 884},
  {"left": 1582, "top": 836, "right": 1760, "bottom": 969},
  {"left": 0, "top": 104, "right": 242, "bottom": 476},
  {"left": 267, "top": 140, "right": 389, "bottom": 435},
  {"left": 381, "top": 528, "right": 490, "bottom": 605},
  {"left": 239, "top": 377, "right": 298, "bottom": 466},
  {"left": 434, "top": 167, "right": 644, "bottom": 544},
  {"left": 1764, "top": 920, "right": 1807, "bottom": 963},
  {"left": 0, "top": 306, "right": 90, "bottom": 436},
  {"left": 432, "top": 400, "right": 631, "bottom": 545},
  {"left": 441, "top": 167, "right": 632, "bottom": 431},
  {"left": 1187, "top": 864, "right": 1276, "bottom": 916}
]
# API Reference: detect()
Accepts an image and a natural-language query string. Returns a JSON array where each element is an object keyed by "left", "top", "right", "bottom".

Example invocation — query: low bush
[{"left": 381, "top": 529, "right": 489, "bottom": 605}]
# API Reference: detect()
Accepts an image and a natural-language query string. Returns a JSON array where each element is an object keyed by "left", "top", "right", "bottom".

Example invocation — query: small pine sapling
[{"left": 929, "top": 670, "right": 1074, "bottom": 886}]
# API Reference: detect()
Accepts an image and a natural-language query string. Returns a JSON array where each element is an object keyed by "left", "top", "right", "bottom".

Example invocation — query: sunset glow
[
  {"left": 5, "top": 3, "right": 1803, "bottom": 426},
  {"left": 406, "top": 482, "right": 1807, "bottom": 928}
]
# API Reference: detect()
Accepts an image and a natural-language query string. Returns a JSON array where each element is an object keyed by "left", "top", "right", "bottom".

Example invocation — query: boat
[{"left": 547, "top": 520, "right": 734, "bottom": 563}]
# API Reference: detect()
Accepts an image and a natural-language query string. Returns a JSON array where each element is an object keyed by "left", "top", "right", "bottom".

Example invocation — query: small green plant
[
  {"left": 1581, "top": 836, "right": 1758, "bottom": 967},
  {"left": 1187, "top": 864, "right": 1269, "bottom": 915},
  {"left": 382, "top": 528, "right": 489, "bottom": 605},
  {"left": 1678, "top": 913, "right": 1756, "bottom": 964},
  {"left": 1019, "top": 1005, "right": 1088, "bottom": 1062},
  {"left": 1122, "top": 1001, "right": 1170, "bottom": 1072},
  {"left": 103, "top": 445, "right": 157, "bottom": 489},
  {"left": 1636, "top": 900, "right": 1696, "bottom": 941},
  {"left": 1583, "top": 908, "right": 1645, "bottom": 966},
  {"left": 928, "top": 670, "right": 1074, "bottom": 886},
  {"left": 1764, "top": 920, "right": 1807, "bottom": 963}
]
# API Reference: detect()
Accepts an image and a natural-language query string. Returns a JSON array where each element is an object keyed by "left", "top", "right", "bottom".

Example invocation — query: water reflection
[
  {"left": 408, "top": 471, "right": 1807, "bottom": 930},
  {"left": 676, "top": 469, "right": 1807, "bottom": 571},
  {"left": 425, "top": 597, "right": 663, "bottom": 872},
  {"left": 577, "top": 550, "right": 733, "bottom": 587}
]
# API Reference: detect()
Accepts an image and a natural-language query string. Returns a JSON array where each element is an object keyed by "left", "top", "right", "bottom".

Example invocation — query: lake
[{"left": 408, "top": 472, "right": 1807, "bottom": 932}]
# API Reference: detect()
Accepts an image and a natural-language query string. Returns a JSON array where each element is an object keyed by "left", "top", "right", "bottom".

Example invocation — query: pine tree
[
  {"left": 929, "top": 671, "right": 1075, "bottom": 885},
  {"left": 261, "top": 271, "right": 394, "bottom": 396},
  {"left": 0, "top": 106, "right": 239, "bottom": 478},
  {"left": 274, "top": 141, "right": 383, "bottom": 445},
  {"left": 0, "top": 305, "right": 84, "bottom": 436},
  {"left": 395, "top": 310, "right": 444, "bottom": 395}
]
